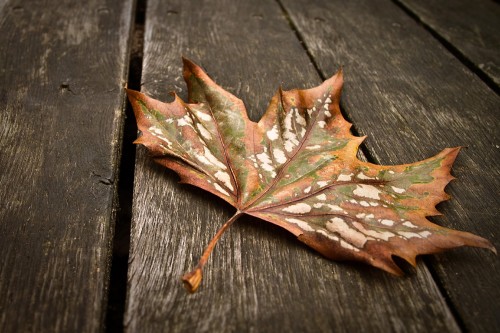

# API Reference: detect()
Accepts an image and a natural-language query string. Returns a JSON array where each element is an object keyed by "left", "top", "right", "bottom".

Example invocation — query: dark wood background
[{"left": 0, "top": 0, "right": 498, "bottom": 332}]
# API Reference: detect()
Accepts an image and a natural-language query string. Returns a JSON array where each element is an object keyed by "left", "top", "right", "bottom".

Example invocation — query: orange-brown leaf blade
[{"left": 128, "top": 58, "right": 495, "bottom": 289}]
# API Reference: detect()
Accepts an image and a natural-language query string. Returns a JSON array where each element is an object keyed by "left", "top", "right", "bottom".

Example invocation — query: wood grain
[
  {"left": 125, "top": 0, "right": 463, "bottom": 332},
  {"left": 281, "top": 0, "right": 499, "bottom": 331},
  {"left": 396, "top": 0, "right": 500, "bottom": 89},
  {"left": 0, "top": 0, "right": 133, "bottom": 331}
]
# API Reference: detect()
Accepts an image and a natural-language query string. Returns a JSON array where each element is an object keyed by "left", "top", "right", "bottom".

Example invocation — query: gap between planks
[
  {"left": 105, "top": 0, "right": 147, "bottom": 331},
  {"left": 391, "top": 0, "right": 500, "bottom": 95}
]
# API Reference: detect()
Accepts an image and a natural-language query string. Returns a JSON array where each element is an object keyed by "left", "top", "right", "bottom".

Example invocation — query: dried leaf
[{"left": 127, "top": 58, "right": 495, "bottom": 292}]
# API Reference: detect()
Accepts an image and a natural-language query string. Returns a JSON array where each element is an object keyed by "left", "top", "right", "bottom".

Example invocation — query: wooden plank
[
  {"left": 280, "top": 0, "right": 499, "bottom": 331},
  {"left": 125, "top": 0, "right": 462, "bottom": 332},
  {"left": 0, "top": 0, "right": 134, "bottom": 331},
  {"left": 396, "top": 0, "right": 500, "bottom": 90}
]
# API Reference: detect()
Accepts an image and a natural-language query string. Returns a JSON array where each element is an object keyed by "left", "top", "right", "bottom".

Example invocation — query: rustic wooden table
[{"left": 1, "top": 0, "right": 498, "bottom": 332}]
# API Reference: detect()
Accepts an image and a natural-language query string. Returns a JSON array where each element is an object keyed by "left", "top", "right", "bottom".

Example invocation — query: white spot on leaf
[
  {"left": 257, "top": 152, "right": 274, "bottom": 172},
  {"left": 327, "top": 217, "right": 367, "bottom": 248},
  {"left": 354, "top": 222, "right": 395, "bottom": 241},
  {"left": 214, "top": 171, "right": 234, "bottom": 191},
  {"left": 149, "top": 126, "right": 173, "bottom": 147},
  {"left": 266, "top": 125, "right": 279, "bottom": 141},
  {"left": 391, "top": 186, "right": 405, "bottom": 193},
  {"left": 380, "top": 219, "right": 394, "bottom": 226},
  {"left": 197, "top": 123, "right": 212, "bottom": 140},
  {"left": 213, "top": 183, "right": 230, "bottom": 196},
  {"left": 285, "top": 218, "right": 314, "bottom": 232},
  {"left": 337, "top": 173, "right": 353, "bottom": 181},
  {"left": 327, "top": 204, "right": 343, "bottom": 211},
  {"left": 283, "top": 112, "right": 299, "bottom": 152},
  {"left": 353, "top": 184, "right": 381, "bottom": 200},
  {"left": 195, "top": 110, "right": 212, "bottom": 121},
  {"left": 341, "top": 240, "right": 359, "bottom": 251},
  {"left": 284, "top": 140, "right": 296, "bottom": 152},
  {"left": 196, "top": 155, "right": 212, "bottom": 166},
  {"left": 283, "top": 203, "right": 312, "bottom": 214},
  {"left": 256, "top": 154, "right": 276, "bottom": 177},
  {"left": 420, "top": 231, "right": 431, "bottom": 238},
  {"left": 296, "top": 111, "right": 306, "bottom": 126},
  {"left": 149, "top": 126, "right": 162, "bottom": 135},
  {"left": 273, "top": 149, "right": 287, "bottom": 164},
  {"left": 203, "top": 147, "right": 227, "bottom": 169},
  {"left": 317, "top": 229, "right": 339, "bottom": 241},
  {"left": 177, "top": 115, "right": 193, "bottom": 127},
  {"left": 357, "top": 173, "right": 375, "bottom": 180},
  {"left": 316, "top": 194, "right": 327, "bottom": 201},
  {"left": 402, "top": 221, "right": 418, "bottom": 228}
]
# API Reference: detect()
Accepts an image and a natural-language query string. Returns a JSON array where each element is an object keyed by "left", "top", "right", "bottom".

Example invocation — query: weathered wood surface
[
  {"left": 397, "top": 0, "right": 500, "bottom": 90},
  {"left": 123, "top": 0, "right": 480, "bottom": 332},
  {"left": 0, "top": 0, "right": 497, "bottom": 331},
  {"left": 281, "top": 0, "right": 499, "bottom": 331},
  {"left": 0, "top": 0, "right": 133, "bottom": 332}
]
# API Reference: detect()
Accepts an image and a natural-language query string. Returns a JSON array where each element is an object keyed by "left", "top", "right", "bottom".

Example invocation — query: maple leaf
[{"left": 127, "top": 58, "right": 495, "bottom": 293}]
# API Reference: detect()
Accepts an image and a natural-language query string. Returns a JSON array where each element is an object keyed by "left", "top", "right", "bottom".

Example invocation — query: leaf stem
[{"left": 182, "top": 210, "right": 243, "bottom": 293}]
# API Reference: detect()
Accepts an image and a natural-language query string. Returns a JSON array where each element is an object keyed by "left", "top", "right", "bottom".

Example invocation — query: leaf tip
[
  {"left": 133, "top": 136, "right": 145, "bottom": 145},
  {"left": 439, "top": 146, "right": 462, "bottom": 164},
  {"left": 336, "top": 65, "right": 344, "bottom": 76},
  {"left": 476, "top": 237, "right": 497, "bottom": 255},
  {"left": 182, "top": 56, "right": 201, "bottom": 76},
  {"left": 181, "top": 55, "right": 192, "bottom": 64},
  {"left": 124, "top": 87, "right": 141, "bottom": 102},
  {"left": 472, "top": 239, "right": 496, "bottom": 255},
  {"left": 182, "top": 267, "right": 203, "bottom": 293},
  {"left": 450, "top": 229, "right": 497, "bottom": 256}
]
